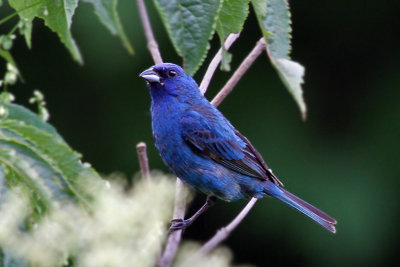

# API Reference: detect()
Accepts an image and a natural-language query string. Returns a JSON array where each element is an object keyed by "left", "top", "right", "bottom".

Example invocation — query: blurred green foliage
[{"left": 0, "top": 0, "right": 399, "bottom": 266}]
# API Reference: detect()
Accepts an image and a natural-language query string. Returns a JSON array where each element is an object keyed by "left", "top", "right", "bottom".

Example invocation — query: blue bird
[{"left": 140, "top": 63, "right": 337, "bottom": 233}]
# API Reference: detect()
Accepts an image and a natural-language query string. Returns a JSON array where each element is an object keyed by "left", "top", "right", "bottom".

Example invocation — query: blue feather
[{"left": 140, "top": 63, "right": 337, "bottom": 233}]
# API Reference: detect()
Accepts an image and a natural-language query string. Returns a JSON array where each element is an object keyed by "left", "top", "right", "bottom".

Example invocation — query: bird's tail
[{"left": 264, "top": 182, "right": 337, "bottom": 233}]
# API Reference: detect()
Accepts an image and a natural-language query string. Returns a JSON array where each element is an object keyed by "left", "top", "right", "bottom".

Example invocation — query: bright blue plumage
[{"left": 140, "top": 63, "right": 337, "bottom": 233}]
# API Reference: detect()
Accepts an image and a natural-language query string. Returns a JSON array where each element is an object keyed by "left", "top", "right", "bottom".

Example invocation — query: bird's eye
[{"left": 168, "top": 70, "right": 177, "bottom": 77}]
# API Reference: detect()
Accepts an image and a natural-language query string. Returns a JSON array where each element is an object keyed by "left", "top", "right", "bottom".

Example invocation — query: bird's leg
[{"left": 170, "top": 195, "right": 216, "bottom": 231}]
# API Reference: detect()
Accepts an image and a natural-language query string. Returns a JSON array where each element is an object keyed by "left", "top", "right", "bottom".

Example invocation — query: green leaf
[
  {"left": 252, "top": 0, "right": 307, "bottom": 119},
  {"left": 272, "top": 58, "right": 306, "bottom": 118},
  {"left": 7, "top": 0, "right": 40, "bottom": 49},
  {"left": 0, "top": 49, "right": 17, "bottom": 70},
  {"left": 0, "top": 144, "right": 57, "bottom": 210},
  {"left": 3, "top": 103, "right": 60, "bottom": 137},
  {"left": 0, "top": 120, "right": 98, "bottom": 204},
  {"left": 83, "top": 0, "right": 134, "bottom": 55},
  {"left": 220, "top": 50, "right": 232, "bottom": 71},
  {"left": 9, "top": 0, "right": 83, "bottom": 64},
  {"left": 18, "top": 18, "right": 33, "bottom": 49},
  {"left": 39, "top": 0, "right": 82, "bottom": 64},
  {"left": 153, "top": 0, "right": 222, "bottom": 75},
  {"left": 0, "top": 101, "right": 103, "bottom": 222},
  {"left": 256, "top": 0, "right": 291, "bottom": 59},
  {"left": 0, "top": 49, "right": 23, "bottom": 82},
  {"left": 216, "top": 0, "right": 249, "bottom": 71}
]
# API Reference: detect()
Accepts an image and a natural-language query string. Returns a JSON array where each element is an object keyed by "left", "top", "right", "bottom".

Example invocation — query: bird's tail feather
[{"left": 265, "top": 183, "right": 337, "bottom": 233}]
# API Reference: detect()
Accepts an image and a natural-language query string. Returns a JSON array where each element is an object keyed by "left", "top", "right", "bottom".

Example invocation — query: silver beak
[{"left": 139, "top": 68, "right": 161, "bottom": 83}]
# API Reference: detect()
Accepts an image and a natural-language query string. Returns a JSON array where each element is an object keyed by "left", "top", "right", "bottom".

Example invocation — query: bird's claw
[{"left": 169, "top": 218, "right": 192, "bottom": 231}]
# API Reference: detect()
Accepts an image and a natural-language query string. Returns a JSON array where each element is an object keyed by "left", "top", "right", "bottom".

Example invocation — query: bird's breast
[{"left": 151, "top": 99, "right": 191, "bottom": 169}]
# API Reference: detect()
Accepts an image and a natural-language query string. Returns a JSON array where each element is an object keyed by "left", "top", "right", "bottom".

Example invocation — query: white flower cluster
[{"left": 0, "top": 172, "right": 234, "bottom": 266}]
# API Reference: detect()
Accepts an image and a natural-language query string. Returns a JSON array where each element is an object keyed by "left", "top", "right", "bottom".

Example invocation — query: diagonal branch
[
  {"left": 178, "top": 198, "right": 258, "bottom": 266},
  {"left": 200, "top": 197, "right": 258, "bottom": 253},
  {"left": 211, "top": 38, "right": 266, "bottom": 106},
  {"left": 199, "top": 33, "right": 241, "bottom": 94}
]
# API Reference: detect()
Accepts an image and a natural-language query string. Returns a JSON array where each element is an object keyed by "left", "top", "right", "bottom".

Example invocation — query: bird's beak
[{"left": 139, "top": 68, "right": 161, "bottom": 83}]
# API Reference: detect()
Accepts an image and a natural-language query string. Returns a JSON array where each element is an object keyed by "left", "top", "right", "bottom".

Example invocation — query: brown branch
[
  {"left": 211, "top": 37, "right": 266, "bottom": 107},
  {"left": 136, "top": 0, "right": 163, "bottom": 64},
  {"left": 136, "top": 142, "right": 150, "bottom": 180},
  {"left": 199, "top": 33, "right": 241, "bottom": 94},
  {"left": 156, "top": 179, "right": 187, "bottom": 267},
  {"left": 136, "top": 0, "right": 187, "bottom": 265},
  {"left": 200, "top": 198, "right": 258, "bottom": 254}
]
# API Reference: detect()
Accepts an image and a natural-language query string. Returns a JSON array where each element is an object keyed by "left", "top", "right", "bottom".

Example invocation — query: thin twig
[
  {"left": 200, "top": 198, "right": 258, "bottom": 254},
  {"left": 136, "top": 0, "right": 187, "bottom": 264},
  {"left": 156, "top": 179, "right": 187, "bottom": 267},
  {"left": 136, "top": 142, "right": 150, "bottom": 180},
  {"left": 136, "top": 0, "right": 191, "bottom": 267},
  {"left": 0, "top": 1, "right": 42, "bottom": 26},
  {"left": 136, "top": 0, "right": 163, "bottom": 64},
  {"left": 136, "top": 0, "right": 186, "bottom": 267},
  {"left": 199, "top": 33, "right": 241, "bottom": 94},
  {"left": 211, "top": 38, "right": 266, "bottom": 107}
]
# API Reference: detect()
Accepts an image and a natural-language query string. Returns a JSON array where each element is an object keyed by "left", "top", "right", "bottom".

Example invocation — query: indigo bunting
[{"left": 140, "top": 63, "right": 337, "bottom": 233}]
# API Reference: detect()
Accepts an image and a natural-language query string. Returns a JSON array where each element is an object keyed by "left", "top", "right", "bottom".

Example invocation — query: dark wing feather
[
  {"left": 180, "top": 111, "right": 283, "bottom": 186},
  {"left": 234, "top": 130, "right": 283, "bottom": 186}
]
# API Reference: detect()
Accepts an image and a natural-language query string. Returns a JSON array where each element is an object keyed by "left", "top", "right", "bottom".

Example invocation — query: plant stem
[
  {"left": 156, "top": 179, "right": 187, "bottom": 267},
  {"left": 211, "top": 38, "right": 266, "bottom": 107},
  {"left": 136, "top": 142, "right": 150, "bottom": 181},
  {"left": 0, "top": 1, "right": 43, "bottom": 25},
  {"left": 200, "top": 198, "right": 258, "bottom": 253},
  {"left": 136, "top": 0, "right": 163, "bottom": 64},
  {"left": 0, "top": 13, "right": 18, "bottom": 26},
  {"left": 136, "top": 1, "right": 185, "bottom": 265},
  {"left": 199, "top": 33, "right": 241, "bottom": 94},
  {"left": 8, "top": 23, "right": 19, "bottom": 37}
]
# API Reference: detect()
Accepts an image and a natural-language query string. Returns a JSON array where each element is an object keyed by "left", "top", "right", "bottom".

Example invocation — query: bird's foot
[{"left": 169, "top": 218, "right": 192, "bottom": 231}]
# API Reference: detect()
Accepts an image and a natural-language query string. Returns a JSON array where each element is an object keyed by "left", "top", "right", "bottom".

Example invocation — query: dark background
[{"left": 1, "top": 0, "right": 399, "bottom": 266}]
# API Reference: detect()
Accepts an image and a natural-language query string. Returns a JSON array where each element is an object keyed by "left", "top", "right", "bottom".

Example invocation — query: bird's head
[{"left": 139, "top": 63, "right": 199, "bottom": 98}]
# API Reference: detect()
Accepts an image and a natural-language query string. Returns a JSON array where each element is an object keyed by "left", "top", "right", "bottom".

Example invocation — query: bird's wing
[{"left": 180, "top": 110, "right": 283, "bottom": 185}]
